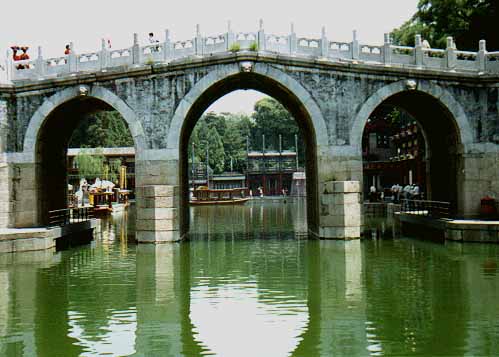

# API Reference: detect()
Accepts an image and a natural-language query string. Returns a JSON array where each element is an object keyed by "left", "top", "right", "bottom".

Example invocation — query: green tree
[
  {"left": 74, "top": 149, "right": 105, "bottom": 179},
  {"left": 69, "top": 111, "right": 134, "bottom": 148},
  {"left": 392, "top": 0, "right": 499, "bottom": 50},
  {"left": 189, "top": 116, "right": 226, "bottom": 174},
  {"left": 187, "top": 98, "right": 305, "bottom": 174},
  {"left": 251, "top": 97, "right": 302, "bottom": 152},
  {"left": 223, "top": 118, "right": 247, "bottom": 172}
]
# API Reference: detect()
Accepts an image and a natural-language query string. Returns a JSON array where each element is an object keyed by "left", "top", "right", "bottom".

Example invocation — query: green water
[{"left": 1, "top": 199, "right": 499, "bottom": 356}]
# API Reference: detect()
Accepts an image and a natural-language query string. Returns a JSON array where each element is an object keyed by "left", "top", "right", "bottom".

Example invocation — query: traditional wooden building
[
  {"left": 246, "top": 150, "right": 298, "bottom": 196},
  {"left": 67, "top": 147, "right": 135, "bottom": 189},
  {"left": 362, "top": 117, "right": 426, "bottom": 197}
]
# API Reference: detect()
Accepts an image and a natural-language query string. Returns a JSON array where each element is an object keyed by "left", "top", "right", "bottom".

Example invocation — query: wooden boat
[
  {"left": 89, "top": 191, "right": 114, "bottom": 216},
  {"left": 190, "top": 187, "right": 250, "bottom": 205}
]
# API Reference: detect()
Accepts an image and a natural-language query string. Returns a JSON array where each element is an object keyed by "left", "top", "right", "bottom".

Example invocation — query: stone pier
[
  {"left": 135, "top": 185, "right": 181, "bottom": 243},
  {"left": 319, "top": 181, "right": 362, "bottom": 240}
]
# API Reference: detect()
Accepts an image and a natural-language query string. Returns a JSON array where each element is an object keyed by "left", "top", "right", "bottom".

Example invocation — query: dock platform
[{"left": 0, "top": 219, "right": 99, "bottom": 254}]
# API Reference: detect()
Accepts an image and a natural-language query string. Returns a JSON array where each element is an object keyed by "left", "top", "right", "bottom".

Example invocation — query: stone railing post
[
  {"left": 383, "top": 33, "right": 392, "bottom": 64},
  {"left": 195, "top": 24, "right": 204, "bottom": 56},
  {"left": 36, "top": 46, "right": 45, "bottom": 77},
  {"left": 68, "top": 42, "right": 77, "bottom": 72},
  {"left": 478, "top": 39, "right": 486, "bottom": 72},
  {"left": 288, "top": 22, "right": 297, "bottom": 55},
  {"left": 257, "top": 19, "right": 265, "bottom": 51},
  {"left": 8, "top": 55, "right": 15, "bottom": 81},
  {"left": 132, "top": 33, "right": 140, "bottom": 64},
  {"left": 99, "top": 39, "right": 109, "bottom": 69},
  {"left": 351, "top": 30, "right": 359, "bottom": 60},
  {"left": 445, "top": 36, "right": 456, "bottom": 70},
  {"left": 226, "top": 21, "right": 235, "bottom": 51},
  {"left": 320, "top": 26, "right": 329, "bottom": 57},
  {"left": 163, "top": 29, "right": 173, "bottom": 61},
  {"left": 415, "top": 34, "right": 423, "bottom": 67}
]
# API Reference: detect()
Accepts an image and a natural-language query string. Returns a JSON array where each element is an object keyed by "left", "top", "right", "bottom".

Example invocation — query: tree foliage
[
  {"left": 188, "top": 97, "right": 304, "bottom": 174},
  {"left": 74, "top": 149, "right": 121, "bottom": 183},
  {"left": 251, "top": 97, "right": 302, "bottom": 151},
  {"left": 69, "top": 111, "right": 134, "bottom": 148},
  {"left": 74, "top": 148, "right": 105, "bottom": 179},
  {"left": 392, "top": 0, "right": 498, "bottom": 50}
]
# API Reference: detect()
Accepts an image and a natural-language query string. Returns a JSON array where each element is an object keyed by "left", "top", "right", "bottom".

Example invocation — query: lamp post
[
  {"left": 191, "top": 142, "right": 195, "bottom": 189},
  {"left": 204, "top": 141, "right": 209, "bottom": 188}
]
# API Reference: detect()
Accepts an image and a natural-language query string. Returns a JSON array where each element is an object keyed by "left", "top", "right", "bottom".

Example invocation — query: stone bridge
[{"left": 1, "top": 23, "right": 499, "bottom": 242}]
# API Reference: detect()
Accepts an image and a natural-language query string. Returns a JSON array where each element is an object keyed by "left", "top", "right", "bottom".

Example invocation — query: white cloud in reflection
[{"left": 190, "top": 282, "right": 309, "bottom": 357}]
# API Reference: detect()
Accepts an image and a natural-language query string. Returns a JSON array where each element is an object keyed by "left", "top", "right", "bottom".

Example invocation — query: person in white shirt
[
  {"left": 148, "top": 32, "right": 160, "bottom": 52},
  {"left": 369, "top": 185, "right": 377, "bottom": 202}
]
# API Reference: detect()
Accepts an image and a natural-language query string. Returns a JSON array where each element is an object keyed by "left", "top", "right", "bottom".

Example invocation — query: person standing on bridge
[
  {"left": 64, "top": 44, "right": 71, "bottom": 55},
  {"left": 148, "top": 32, "right": 160, "bottom": 52}
]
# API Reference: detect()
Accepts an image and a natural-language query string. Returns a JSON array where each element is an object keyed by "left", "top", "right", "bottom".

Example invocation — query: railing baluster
[{"left": 48, "top": 206, "right": 94, "bottom": 227}]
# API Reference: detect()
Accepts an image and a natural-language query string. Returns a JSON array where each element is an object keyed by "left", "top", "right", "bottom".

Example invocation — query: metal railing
[
  {"left": 48, "top": 207, "right": 95, "bottom": 227},
  {"left": 400, "top": 199, "right": 450, "bottom": 219}
]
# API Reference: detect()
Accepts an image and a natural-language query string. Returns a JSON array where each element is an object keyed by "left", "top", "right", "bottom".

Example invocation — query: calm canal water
[{"left": 1, "top": 199, "right": 499, "bottom": 356}]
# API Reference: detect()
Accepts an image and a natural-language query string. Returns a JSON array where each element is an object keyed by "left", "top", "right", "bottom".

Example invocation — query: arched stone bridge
[{"left": 1, "top": 24, "right": 499, "bottom": 242}]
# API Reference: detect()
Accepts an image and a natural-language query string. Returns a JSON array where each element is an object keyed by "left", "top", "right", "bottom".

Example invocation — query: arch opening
[
  {"left": 361, "top": 90, "right": 463, "bottom": 213},
  {"left": 34, "top": 96, "right": 137, "bottom": 225},
  {"left": 178, "top": 71, "right": 320, "bottom": 237}
]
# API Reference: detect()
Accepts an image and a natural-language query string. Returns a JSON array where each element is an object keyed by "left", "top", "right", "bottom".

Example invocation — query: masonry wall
[{"left": 1, "top": 57, "right": 498, "bottom": 234}]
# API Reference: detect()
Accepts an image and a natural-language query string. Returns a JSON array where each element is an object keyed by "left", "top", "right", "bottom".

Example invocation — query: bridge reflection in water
[{"left": 0, "top": 201, "right": 499, "bottom": 356}]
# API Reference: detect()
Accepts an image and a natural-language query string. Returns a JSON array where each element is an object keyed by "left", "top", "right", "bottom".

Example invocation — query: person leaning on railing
[{"left": 11, "top": 46, "right": 30, "bottom": 69}]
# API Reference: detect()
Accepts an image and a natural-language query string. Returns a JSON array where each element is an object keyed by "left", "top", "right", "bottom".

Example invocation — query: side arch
[
  {"left": 23, "top": 85, "right": 147, "bottom": 160},
  {"left": 349, "top": 80, "right": 473, "bottom": 154},
  {"left": 166, "top": 62, "right": 329, "bottom": 155}
]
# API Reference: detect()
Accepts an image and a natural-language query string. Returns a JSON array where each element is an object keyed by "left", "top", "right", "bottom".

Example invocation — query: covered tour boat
[{"left": 190, "top": 186, "right": 250, "bottom": 205}]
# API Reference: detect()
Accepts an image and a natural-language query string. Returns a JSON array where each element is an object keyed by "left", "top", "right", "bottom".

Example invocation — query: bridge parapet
[{"left": 5, "top": 21, "right": 499, "bottom": 82}]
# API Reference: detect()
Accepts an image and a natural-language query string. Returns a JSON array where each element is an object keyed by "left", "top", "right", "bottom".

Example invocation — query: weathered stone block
[
  {"left": 137, "top": 196, "right": 179, "bottom": 208},
  {"left": 0, "top": 240, "right": 13, "bottom": 253},
  {"left": 319, "top": 226, "right": 361, "bottom": 239},
  {"left": 136, "top": 230, "right": 181, "bottom": 243},
  {"left": 137, "top": 185, "right": 179, "bottom": 198},
  {"left": 445, "top": 229, "right": 463, "bottom": 241},
  {"left": 328, "top": 202, "right": 361, "bottom": 217},
  {"left": 136, "top": 217, "right": 179, "bottom": 231},
  {"left": 136, "top": 208, "right": 178, "bottom": 220},
  {"left": 0, "top": 201, "right": 14, "bottom": 213},
  {"left": 14, "top": 210, "right": 37, "bottom": 228},
  {"left": 320, "top": 212, "right": 361, "bottom": 227},
  {"left": 333, "top": 181, "right": 360, "bottom": 193},
  {"left": 13, "top": 237, "right": 55, "bottom": 252},
  {"left": 320, "top": 192, "right": 359, "bottom": 205},
  {"left": 135, "top": 160, "right": 179, "bottom": 186}
]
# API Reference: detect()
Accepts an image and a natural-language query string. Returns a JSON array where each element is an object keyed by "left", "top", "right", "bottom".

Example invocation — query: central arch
[{"left": 167, "top": 62, "right": 329, "bottom": 237}]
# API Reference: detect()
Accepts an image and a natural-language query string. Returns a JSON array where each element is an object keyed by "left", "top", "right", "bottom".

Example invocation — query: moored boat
[{"left": 190, "top": 187, "right": 250, "bottom": 205}]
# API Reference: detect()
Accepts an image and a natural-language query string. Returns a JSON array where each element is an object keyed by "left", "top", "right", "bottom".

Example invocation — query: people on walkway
[
  {"left": 64, "top": 44, "right": 71, "bottom": 55},
  {"left": 412, "top": 184, "right": 420, "bottom": 199},
  {"left": 11, "top": 46, "right": 30, "bottom": 69},
  {"left": 391, "top": 184, "right": 399, "bottom": 203},
  {"left": 369, "top": 184, "right": 377, "bottom": 202},
  {"left": 148, "top": 32, "right": 160, "bottom": 52}
]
